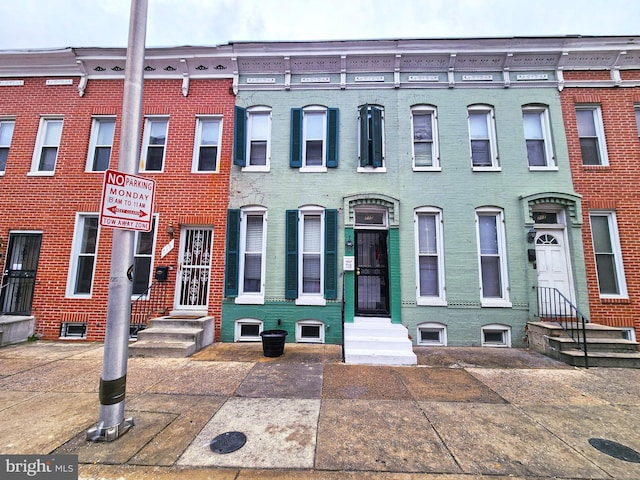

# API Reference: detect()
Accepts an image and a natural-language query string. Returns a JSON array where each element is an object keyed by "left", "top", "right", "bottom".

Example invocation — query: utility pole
[{"left": 87, "top": 0, "right": 148, "bottom": 442}]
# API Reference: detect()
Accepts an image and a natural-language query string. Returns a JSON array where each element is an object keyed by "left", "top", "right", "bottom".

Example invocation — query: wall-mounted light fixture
[
  {"left": 345, "top": 236, "right": 353, "bottom": 249},
  {"left": 166, "top": 222, "right": 174, "bottom": 239},
  {"left": 527, "top": 227, "right": 537, "bottom": 243}
]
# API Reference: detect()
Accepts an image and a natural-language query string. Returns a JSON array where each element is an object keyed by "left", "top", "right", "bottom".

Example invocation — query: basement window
[
  {"left": 417, "top": 322, "right": 447, "bottom": 346},
  {"left": 60, "top": 322, "right": 87, "bottom": 339},
  {"left": 621, "top": 327, "right": 636, "bottom": 342},
  {"left": 481, "top": 324, "right": 511, "bottom": 347},
  {"left": 234, "top": 318, "right": 263, "bottom": 342},
  {"left": 296, "top": 319, "right": 324, "bottom": 343}
]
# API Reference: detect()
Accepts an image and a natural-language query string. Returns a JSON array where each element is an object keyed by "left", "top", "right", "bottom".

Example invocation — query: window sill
[
  {"left": 528, "top": 166, "right": 559, "bottom": 171},
  {"left": 241, "top": 166, "right": 270, "bottom": 173},
  {"left": 191, "top": 169, "right": 220, "bottom": 174},
  {"left": 416, "top": 298, "right": 447, "bottom": 306},
  {"left": 480, "top": 299, "right": 512, "bottom": 308},
  {"left": 357, "top": 166, "right": 387, "bottom": 173},
  {"left": 472, "top": 166, "right": 501, "bottom": 172},
  {"left": 27, "top": 171, "right": 55, "bottom": 177},
  {"left": 299, "top": 166, "right": 327, "bottom": 173},
  {"left": 582, "top": 164, "right": 610, "bottom": 170},
  {"left": 235, "top": 294, "right": 265, "bottom": 305},
  {"left": 295, "top": 296, "right": 327, "bottom": 306},
  {"left": 600, "top": 296, "right": 630, "bottom": 304},
  {"left": 413, "top": 166, "right": 442, "bottom": 172}
]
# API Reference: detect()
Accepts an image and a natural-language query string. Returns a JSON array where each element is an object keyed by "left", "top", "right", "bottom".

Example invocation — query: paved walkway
[{"left": 1, "top": 341, "right": 640, "bottom": 479}]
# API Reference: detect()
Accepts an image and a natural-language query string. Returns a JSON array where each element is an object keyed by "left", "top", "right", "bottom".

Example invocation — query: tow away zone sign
[{"left": 100, "top": 169, "right": 156, "bottom": 232}]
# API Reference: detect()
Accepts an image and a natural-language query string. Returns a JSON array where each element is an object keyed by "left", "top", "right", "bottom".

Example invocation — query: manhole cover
[
  {"left": 589, "top": 438, "right": 640, "bottom": 463},
  {"left": 210, "top": 431, "right": 246, "bottom": 454}
]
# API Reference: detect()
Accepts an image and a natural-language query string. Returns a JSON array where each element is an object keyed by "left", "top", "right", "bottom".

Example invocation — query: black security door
[
  {"left": 355, "top": 230, "right": 389, "bottom": 316},
  {"left": 1, "top": 233, "right": 42, "bottom": 315}
]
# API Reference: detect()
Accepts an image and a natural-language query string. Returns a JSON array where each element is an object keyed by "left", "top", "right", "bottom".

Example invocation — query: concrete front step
[
  {"left": 136, "top": 327, "right": 203, "bottom": 343},
  {"left": 559, "top": 349, "right": 640, "bottom": 368},
  {"left": 344, "top": 349, "right": 417, "bottom": 366},
  {"left": 529, "top": 321, "right": 629, "bottom": 340},
  {"left": 129, "top": 340, "right": 197, "bottom": 358},
  {"left": 547, "top": 336, "right": 639, "bottom": 353},
  {"left": 128, "top": 315, "right": 215, "bottom": 358},
  {"left": 344, "top": 317, "right": 416, "bottom": 365}
]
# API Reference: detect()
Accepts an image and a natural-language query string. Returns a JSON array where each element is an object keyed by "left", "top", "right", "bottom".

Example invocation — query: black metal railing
[
  {"left": 536, "top": 286, "right": 589, "bottom": 368},
  {"left": 130, "top": 281, "right": 169, "bottom": 338}
]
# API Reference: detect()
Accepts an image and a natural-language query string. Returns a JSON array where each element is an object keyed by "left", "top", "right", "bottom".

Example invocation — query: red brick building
[
  {"left": 560, "top": 65, "right": 640, "bottom": 342},
  {"left": 0, "top": 47, "right": 235, "bottom": 342}
]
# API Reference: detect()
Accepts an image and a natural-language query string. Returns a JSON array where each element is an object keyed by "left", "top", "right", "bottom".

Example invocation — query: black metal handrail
[
  {"left": 536, "top": 286, "right": 589, "bottom": 368},
  {"left": 130, "top": 281, "right": 169, "bottom": 338}
]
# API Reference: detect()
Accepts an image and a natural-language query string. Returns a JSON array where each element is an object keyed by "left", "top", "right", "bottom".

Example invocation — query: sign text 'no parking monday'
[{"left": 100, "top": 169, "right": 156, "bottom": 232}]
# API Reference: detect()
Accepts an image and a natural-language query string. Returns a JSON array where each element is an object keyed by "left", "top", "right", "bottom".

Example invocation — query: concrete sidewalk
[{"left": 1, "top": 341, "right": 640, "bottom": 479}]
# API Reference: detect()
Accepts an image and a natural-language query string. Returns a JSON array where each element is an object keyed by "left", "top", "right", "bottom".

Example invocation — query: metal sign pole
[{"left": 87, "top": 0, "right": 148, "bottom": 442}]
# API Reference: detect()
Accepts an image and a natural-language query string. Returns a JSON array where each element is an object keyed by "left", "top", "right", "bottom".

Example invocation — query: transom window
[
  {"left": 140, "top": 117, "right": 168, "bottom": 172},
  {"left": 468, "top": 105, "right": 498, "bottom": 169},
  {"left": 193, "top": 116, "right": 222, "bottom": 172},
  {"left": 0, "top": 119, "right": 16, "bottom": 174},
  {"left": 86, "top": 116, "right": 115, "bottom": 172},
  {"left": 522, "top": 106, "right": 555, "bottom": 169},
  {"left": 575, "top": 105, "right": 608, "bottom": 166},
  {"left": 589, "top": 211, "right": 627, "bottom": 298},
  {"left": 31, "top": 117, "right": 63, "bottom": 174},
  {"left": 411, "top": 106, "right": 439, "bottom": 170}
]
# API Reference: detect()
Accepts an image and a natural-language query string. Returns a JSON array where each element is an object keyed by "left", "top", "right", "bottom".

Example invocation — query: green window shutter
[
  {"left": 326, "top": 108, "right": 339, "bottom": 168},
  {"left": 324, "top": 209, "right": 338, "bottom": 299},
  {"left": 285, "top": 210, "right": 299, "bottom": 299},
  {"left": 224, "top": 209, "right": 241, "bottom": 296},
  {"left": 233, "top": 106, "right": 246, "bottom": 167},
  {"left": 358, "top": 104, "right": 369, "bottom": 167},
  {"left": 290, "top": 108, "right": 303, "bottom": 168},
  {"left": 371, "top": 106, "right": 383, "bottom": 168}
]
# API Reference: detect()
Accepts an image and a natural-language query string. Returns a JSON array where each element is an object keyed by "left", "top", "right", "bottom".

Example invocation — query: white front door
[
  {"left": 174, "top": 227, "right": 213, "bottom": 311},
  {"left": 535, "top": 229, "right": 574, "bottom": 315}
]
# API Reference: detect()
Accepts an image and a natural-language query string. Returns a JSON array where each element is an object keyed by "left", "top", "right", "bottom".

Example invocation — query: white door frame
[{"left": 173, "top": 226, "right": 214, "bottom": 312}]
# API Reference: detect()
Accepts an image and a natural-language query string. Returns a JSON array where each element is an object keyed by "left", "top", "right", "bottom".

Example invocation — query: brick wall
[{"left": 0, "top": 77, "right": 234, "bottom": 341}]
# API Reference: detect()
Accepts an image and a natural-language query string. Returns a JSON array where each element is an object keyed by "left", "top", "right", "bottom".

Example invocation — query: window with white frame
[
  {"left": 522, "top": 106, "right": 555, "bottom": 169},
  {"left": 86, "top": 116, "right": 115, "bottom": 172},
  {"left": 575, "top": 105, "right": 608, "bottom": 166},
  {"left": 234, "top": 318, "right": 263, "bottom": 342},
  {"left": 0, "top": 119, "right": 15, "bottom": 174},
  {"left": 193, "top": 116, "right": 222, "bottom": 172},
  {"left": 233, "top": 106, "right": 271, "bottom": 171},
  {"left": 415, "top": 207, "right": 446, "bottom": 305},
  {"left": 31, "top": 117, "right": 63, "bottom": 174},
  {"left": 476, "top": 208, "right": 510, "bottom": 305},
  {"left": 67, "top": 214, "right": 99, "bottom": 296},
  {"left": 481, "top": 324, "right": 511, "bottom": 347},
  {"left": 60, "top": 322, "right": 87, "bottom": 339},
  {"left": 290, "top": 106, "right": 339, "bottom": 171},
  {"left": 358, "top": 104, "right": 385, "bottom": 170},
  {"left": 411, "top": 106, "right": 439, "bottom": 170},
  {"left": 140, "top": 117, "right": 168, "bottom": 171},
  {"left": 296, "top": 319, "right": 325, "bottom": 343},
  {"left": 635, "top": 106, "right": 640, "bottom": 141},
  {"left": 300, "top": 210, "right": 323, "bottom": 300},
  {"left": 302, "top": 107, "right": 326, "bottom": 168},
  {"left": 132, "top": 217, "right": 157, "bottom": 296},
  {"left": 589, "top": 211, "right": 627, "bottom": 297},
  {"left": 468, "top": 105, "right": 498, "bottom": 169},
  {"left": 237, "top": 207, "right": 267, "bottom": 303},
  {"left": 417, "top": 322, "right": 447, "bottom": 346}
]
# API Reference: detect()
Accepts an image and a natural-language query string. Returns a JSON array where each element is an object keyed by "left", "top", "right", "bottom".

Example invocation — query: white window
[
  {"left": 635, "top": 106, "right": 640, "bottom": 141},
  {"left": 415, "top": 207, "right": 446, "bottom": 305},
  {"left": 296, "top": 319, "right": 325, "bottom": 343},
  {"left": 86, "top": 117, "right": 115, "bottom": 172},
  {"left": 476, "top": 208, "right": 510, "bottom": 306},
  {"left": 621, "top": 327, "right": 636, "bottom": 342},
  {"left": 417, "top": 322, "right": 447, "bottom": 346},
  {"left": 193, "top": 116, "right": 222, "bottom": 172},
  {"left": 234, "top": 318, "right": 263, "bottom": 342},
  {"left": 236, "top": 207, "right": 267, "bottom": 304},
  {"left": 357, "top": 104, "right": 385, "bottom": 171},
  {"left": 575, "top": 106, "right": 608, "bottom": 166},
  {"left": 140, "top": 117, "right": 168, "bottom": 172},
  {"left": 60, "top": 322, "right": 87, "bottom": 339},
  {"left": 481, "top": 324, "right": 511, "bottom": 347},
  {"left": 522, "top": 106, "right": 555, "bottom": 169},
  {"left": 411, "top": 106, "right": 439, "bottom": 170},
  {"left": 468, "top": 106, "right": 498, "bottom": 170},
  {"left": 0, "top": 119, "right": 15, "bottom": 174},
  {"left": 67, "top": 214, "right": 99, "bottom": 297},
  {"left": 589, "top": 211, "right": 627, "bottom": 298},
  {"left": 297, "top": 208, "right": 325, "bottom": 305},
  {"left": 302, "top": 107, "right": 326, "bottom": 169},
  {"left": 246, "top": 107, "right": 271, "bottom": 170},
  {"left": 132, "top": 217, "right": 157, "bottom": 297},
  {"left": 31, "top": 117, "right": 63, "bottom": 174}
]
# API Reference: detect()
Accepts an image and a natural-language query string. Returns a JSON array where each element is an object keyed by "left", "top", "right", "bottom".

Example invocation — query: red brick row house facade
[
  {"left": 0, "top": 47, "right": 235, "bottom": 342},
  {"left": 560, "top": 66, "right": 640, "bottom": 342}
]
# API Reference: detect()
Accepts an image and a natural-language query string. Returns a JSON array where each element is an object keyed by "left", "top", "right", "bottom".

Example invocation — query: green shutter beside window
[
  {"left": 290, "top": 108, "right": 303, "bottom": 168},
  {"left": 233, "top": 106, "right": 246, "bottom": 167},
  {"left": 285, "top": 210, "right": 299, "bottom": 298},
  {"left": 358, "top": 104, "right": 369, "bottom": 167},
  {"left": 224, "top": 209, "right": 241, "bottom": 296},
  {"left": 324, "top": 209, "right": 338, "bottom": 299},
  {"left": 371, "top": 106, "right": 383, "bottom": 168},
  {"left": 326, "top": 108, "right": 339, "bottom": 168}
]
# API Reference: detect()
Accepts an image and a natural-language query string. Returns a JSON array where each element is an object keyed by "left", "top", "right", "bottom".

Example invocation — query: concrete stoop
[
  {"left": 0, "top": 315, "right": 35, "bottom": 347},
  {"left": 129, "top": 314, "right": 215, "bottom": 358},
  {"left": 527, "top": 321, "right": 640, "bottom": 368},
  {"left": 344, "top": 317, "right": 417, "bottom": 365}
]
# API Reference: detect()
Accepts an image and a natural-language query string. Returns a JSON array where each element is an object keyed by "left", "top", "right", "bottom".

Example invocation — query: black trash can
[{"left": 260, "top": 329, "right": 288, "bottom": 357}]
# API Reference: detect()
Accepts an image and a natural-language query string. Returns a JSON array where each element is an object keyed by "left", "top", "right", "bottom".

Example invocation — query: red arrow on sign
[{"left": 107, "top": 206, "right": 149, "bottom": 218}]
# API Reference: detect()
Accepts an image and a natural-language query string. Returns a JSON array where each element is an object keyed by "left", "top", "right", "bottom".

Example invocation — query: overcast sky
[{"left": 0, "top": 0, "right": 638, "bottom": 50}]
